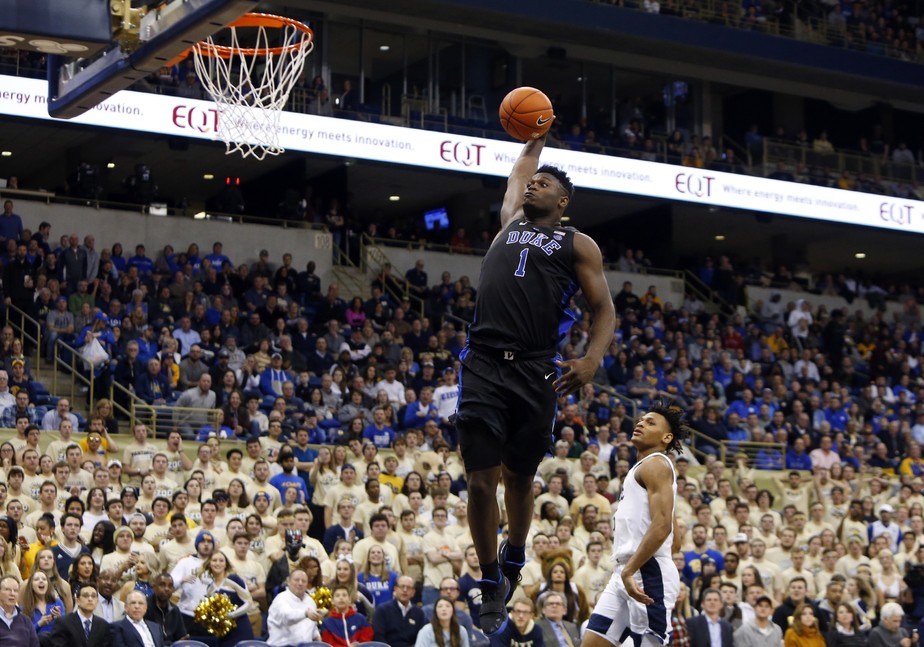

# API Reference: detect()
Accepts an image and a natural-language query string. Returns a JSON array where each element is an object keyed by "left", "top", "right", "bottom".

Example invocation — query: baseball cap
[
  {"left": 271, "top": 352, "right": 282, "bottom": 360},
  {"left": 94, "top": 311, "right": 108, "bottom": 322},
  {"left": 121, "top": 486, "right": 139, "bottom": 498},
  {"left": 108, "top": 459, "right": 122, "bottom": 468},
  {"left": 755, "top": 595, "right": 773, "bottom": 607},
  {"left": 879, "top": 503, "right": 895, "bottom": 513},
  {"left": 217, "top": 349, "right": 230, "bottom": 358},
  {"left": 733, "top": 533, "right": 749, "bottom": 543}
]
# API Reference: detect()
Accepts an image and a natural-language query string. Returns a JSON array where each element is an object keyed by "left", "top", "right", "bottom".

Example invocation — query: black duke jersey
[{"left": 468, "top": 218, "right": 579, "bottom": 353}]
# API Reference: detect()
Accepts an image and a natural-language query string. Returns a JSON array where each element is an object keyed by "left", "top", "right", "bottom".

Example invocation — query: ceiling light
[
  {"left": 561, "top": 216, "right": 571, "bottom": 222},
  {"left": 203, "top": 173, "right": 214, "bottom": 180},
  {"left": 855, "top": 252, "right": 866, "bottom": 259},
  {"left": 193, "top": 212, "right": 208, "bottom": 220},
  {"left": 714, "top": 235, "right": 725, "bottom": 241},
  {"left": 389, "top": 195, "right": 400, "bottom": 202},
  {"left": 106, "top": 162, "right": 116, "bottom": 169},
  {"left": 379, "top": 45, "right": 390, "bottom": 52},
  {"left": 0, "top": 151, "right": 11, "bottom": 157}
]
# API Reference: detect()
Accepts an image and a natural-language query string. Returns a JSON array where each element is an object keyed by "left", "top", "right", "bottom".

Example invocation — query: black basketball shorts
[{"left": 455, "top": 346, "right": 560, "bottom": 475}]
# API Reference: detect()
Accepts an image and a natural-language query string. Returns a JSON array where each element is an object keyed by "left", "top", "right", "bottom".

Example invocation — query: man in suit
[
  {"left": 686, "top": 588, "right": 735, "bottom": 647},
  {"left": 110, "top": 590, "right": 164, "bottom": 647},
  {"left": 372, "top": 574, "right": 426, "bottom": 647},
  {"left": 93, "top": 571, "right": 124, "bottom": 623},
  {"left": 49, "top": 583, "right": 111, "bottom": 647},
  {"left": 535, "top": 592, "right": 580, "bottom": 647}
]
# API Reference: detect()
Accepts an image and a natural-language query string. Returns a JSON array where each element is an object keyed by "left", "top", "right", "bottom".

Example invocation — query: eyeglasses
[
  {"left": 440, "top": 586, "right": 459, "bottom": 591},
  {"left": 395, "top": 585, "right": 415, "bottom": 590}
]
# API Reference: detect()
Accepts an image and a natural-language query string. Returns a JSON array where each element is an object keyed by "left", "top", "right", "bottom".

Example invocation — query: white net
[{"left": 192, "top": 17, "right": 313, "bottom": 160}]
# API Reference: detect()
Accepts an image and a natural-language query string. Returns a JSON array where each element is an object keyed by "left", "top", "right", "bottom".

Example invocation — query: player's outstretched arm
[
  {"left": 619, "top": 456, "right": 674, "bottom": 605},
  {"left": 554, "top": 233, "right": 616, "bottom": 396},
  {"left": 499, "top": 136, "right": 547, "bottom": 229}
]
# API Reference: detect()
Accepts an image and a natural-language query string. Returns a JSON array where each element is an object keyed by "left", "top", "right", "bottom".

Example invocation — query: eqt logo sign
[
  {"left": 674, "top": 172, "right": 715, "bottom": 198},
  {"left": 879, "top": 201, "right": 915, "bottom": 226},
  {"left": 439, "top": 141, "right": 485, "bottom": 167},
  {"left": 172, "top": 105, "right": 219, "bottom": 133}
]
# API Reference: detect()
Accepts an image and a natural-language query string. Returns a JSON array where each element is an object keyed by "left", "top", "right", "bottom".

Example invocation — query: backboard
[{"left": 8, "top": 0, "right": 260, "bottom": 119}]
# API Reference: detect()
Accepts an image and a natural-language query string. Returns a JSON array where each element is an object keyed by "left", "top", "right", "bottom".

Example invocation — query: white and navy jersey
[
  {"left": 612, "top": 452, "right": 676, "bottom": 563},
  {"left": 468, "top": 219, "right": 579, "bottom": 353}
]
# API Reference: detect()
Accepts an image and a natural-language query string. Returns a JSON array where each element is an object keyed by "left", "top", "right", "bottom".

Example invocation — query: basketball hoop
[{"left": 189, "top": 13, "right": 314, "bottom": 160}]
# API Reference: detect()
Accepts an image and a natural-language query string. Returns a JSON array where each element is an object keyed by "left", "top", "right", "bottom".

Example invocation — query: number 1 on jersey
[{"left": 514, "top": 248, "right": 529, "bottom": 277}]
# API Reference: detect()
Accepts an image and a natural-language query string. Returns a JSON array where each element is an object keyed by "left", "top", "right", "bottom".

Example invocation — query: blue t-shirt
[
  {"left": 357, "top": 569, "right": 398, "bottom": 606},
  {"left": 363, "top": 425, "right": 395, "bottom": 449}
]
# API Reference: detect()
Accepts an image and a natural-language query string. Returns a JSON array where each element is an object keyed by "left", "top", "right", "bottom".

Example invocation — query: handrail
[
  {"left": 0, "top": 189, "right": 328, "bottom": 232},
  {"left": 53, "top": 338, "right": 96, "bottom": 410},
  {"left": 683, "top": 269, "right": 736, "bottom": 316},
  {"left": 362, "top": 235, "right": 426, "bottom": 318},
  {"left": 6, "top": 303, "right": 42, "bottom": 371},
  {"left": 719, "top": 439, "right": 788, "bottom": 468},
  {"left": 721, "top": 134, "right": 752, "bottom": 170},
  {"left": 593, "top": 382, "right": 638, "bottom": 424},
  {"left": 684, "top": 426, "right": 715, "bottom": 463},
  {"left": 762, "top": 137, "right": 920, "bottom": 186},
  {"left": 331, "top": 246, "right": 368, "bottom": 300}
]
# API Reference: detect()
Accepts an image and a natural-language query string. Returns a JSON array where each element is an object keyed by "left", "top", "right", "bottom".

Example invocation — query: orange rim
[
  {"left": 164, "top": 13, "right": 313, "bottom": 66},
  {"left": 196, "top": 13, "right": 313, "bottom": 58}
]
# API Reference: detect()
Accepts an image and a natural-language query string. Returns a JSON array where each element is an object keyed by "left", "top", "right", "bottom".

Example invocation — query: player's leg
[
  {"left": 466, "top": 465, "right": 502, "bottom": 571},
  {"left": 456, "top": 354, "right": 512, "bottom": 635},
  {"left": 582, "top": 572, "right": 630, "bottom": 647},
  {"left": 500, "top": 358, "right": 558, "bottom": 589},
  {"left": 497, "top": 464, "right": 533, "bottom": 590}
]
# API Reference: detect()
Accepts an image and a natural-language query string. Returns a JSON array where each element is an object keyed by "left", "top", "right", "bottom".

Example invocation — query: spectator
[
  {"left": 535, "top": 591, "right": 580, "bottom": 647},
  {"left": 372, "top": 575, "right": 425, "bottom": 647}
]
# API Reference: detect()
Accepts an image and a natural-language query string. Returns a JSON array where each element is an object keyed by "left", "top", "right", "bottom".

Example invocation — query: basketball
[{"left": 499, "top": 87, "right": 554, "bottom": 142}]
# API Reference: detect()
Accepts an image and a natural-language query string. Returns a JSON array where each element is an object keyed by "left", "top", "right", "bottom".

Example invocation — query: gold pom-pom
[
  {"left": 194, "top": 593, "right": 237, "bottom": 637},
  {"left": 310, "top": 586, "right": 332, "bottom": 610}
]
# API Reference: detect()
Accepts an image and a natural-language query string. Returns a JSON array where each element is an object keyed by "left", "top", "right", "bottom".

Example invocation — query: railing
[
  {"left": 683, "top": 269, "right": 735, "bottom": 316},
  {"left": 593, "top": 382, "right": 638, "bottom": 423},
  {"left": 7, "top": 303, "right": 42, "bottom": 371},
  {"left": 0, "top": 188, "right": 329, "bottom": 233},
  {"left": 718, "top": 439, "right": 788, "bottom": 469},
  {"left": 762, "top": 138, "right": 923, "bottom": 186},
  {"left": 52, "top": 339, "right": 96, "bottom": 409},
  {"left": 138, "top": 403, "right": 223, "bottom": 439},
  {"left": 363, "top": 235, "right": 426, "bottom": 318},
  {"left": 331, "top": 245, "right": 368, "bottom": 300},
  {"left": 722, "top": 134, "right": 752, "bottom": 170}
]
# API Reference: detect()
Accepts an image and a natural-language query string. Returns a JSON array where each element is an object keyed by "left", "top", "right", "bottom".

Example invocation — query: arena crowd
[{"left": 0, "top": 197, "right": 921, "bottom": 647}]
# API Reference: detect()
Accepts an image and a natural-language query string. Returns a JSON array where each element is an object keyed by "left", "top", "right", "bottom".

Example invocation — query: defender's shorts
[{"left": 585, "top": 558, "right": 679, "bottom": 646}]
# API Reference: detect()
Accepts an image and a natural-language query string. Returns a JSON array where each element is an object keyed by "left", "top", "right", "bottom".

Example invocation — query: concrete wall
[
  {"left": 368, "top": 244, "right": 686, "bottom": 304},
  {"left": 2, "top": 199, "right": 334, "bottom": 286},
  {"left": 748, "top": 285, "right": 904, "bottom": 320}
]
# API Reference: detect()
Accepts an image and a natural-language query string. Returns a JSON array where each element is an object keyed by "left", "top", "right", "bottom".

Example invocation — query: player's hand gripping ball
[{"left": 499, "top": 87, "right": 554, "bottom": 141}]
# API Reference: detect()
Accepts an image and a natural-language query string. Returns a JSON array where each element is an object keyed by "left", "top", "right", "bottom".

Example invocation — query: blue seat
[
  {"left": 356, "top": 643, "right": 392, "bottom": 647},
  {"left": 233, "top": 641, "right": 272, "bottom": 647},
  {"left": 170, "top": 641, "right": 211, "bottom": 647},
  {"left": 296, "top": 643, "right": 329, "bottom": 647}
]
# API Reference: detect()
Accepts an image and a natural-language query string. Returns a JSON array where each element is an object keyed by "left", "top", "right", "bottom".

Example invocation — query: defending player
[
  {"left": 582, "top": 402, "right": 687, "bottom": 647},
  {"left": 455, "top": 133, "right": 616, "bottom": 635}
]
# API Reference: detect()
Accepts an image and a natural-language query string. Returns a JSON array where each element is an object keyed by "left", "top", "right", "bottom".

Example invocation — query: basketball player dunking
[
  {"left": 582, "top": 402, "right": 688, "bottom": 647},
  {"left": 455, "top": 133, "right": 615, "bottom": 635}
]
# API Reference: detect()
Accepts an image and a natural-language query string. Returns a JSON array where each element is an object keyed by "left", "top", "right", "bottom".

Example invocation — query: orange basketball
[{"left": 499, "top": 87, "right": 554, "bottom": 142}]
